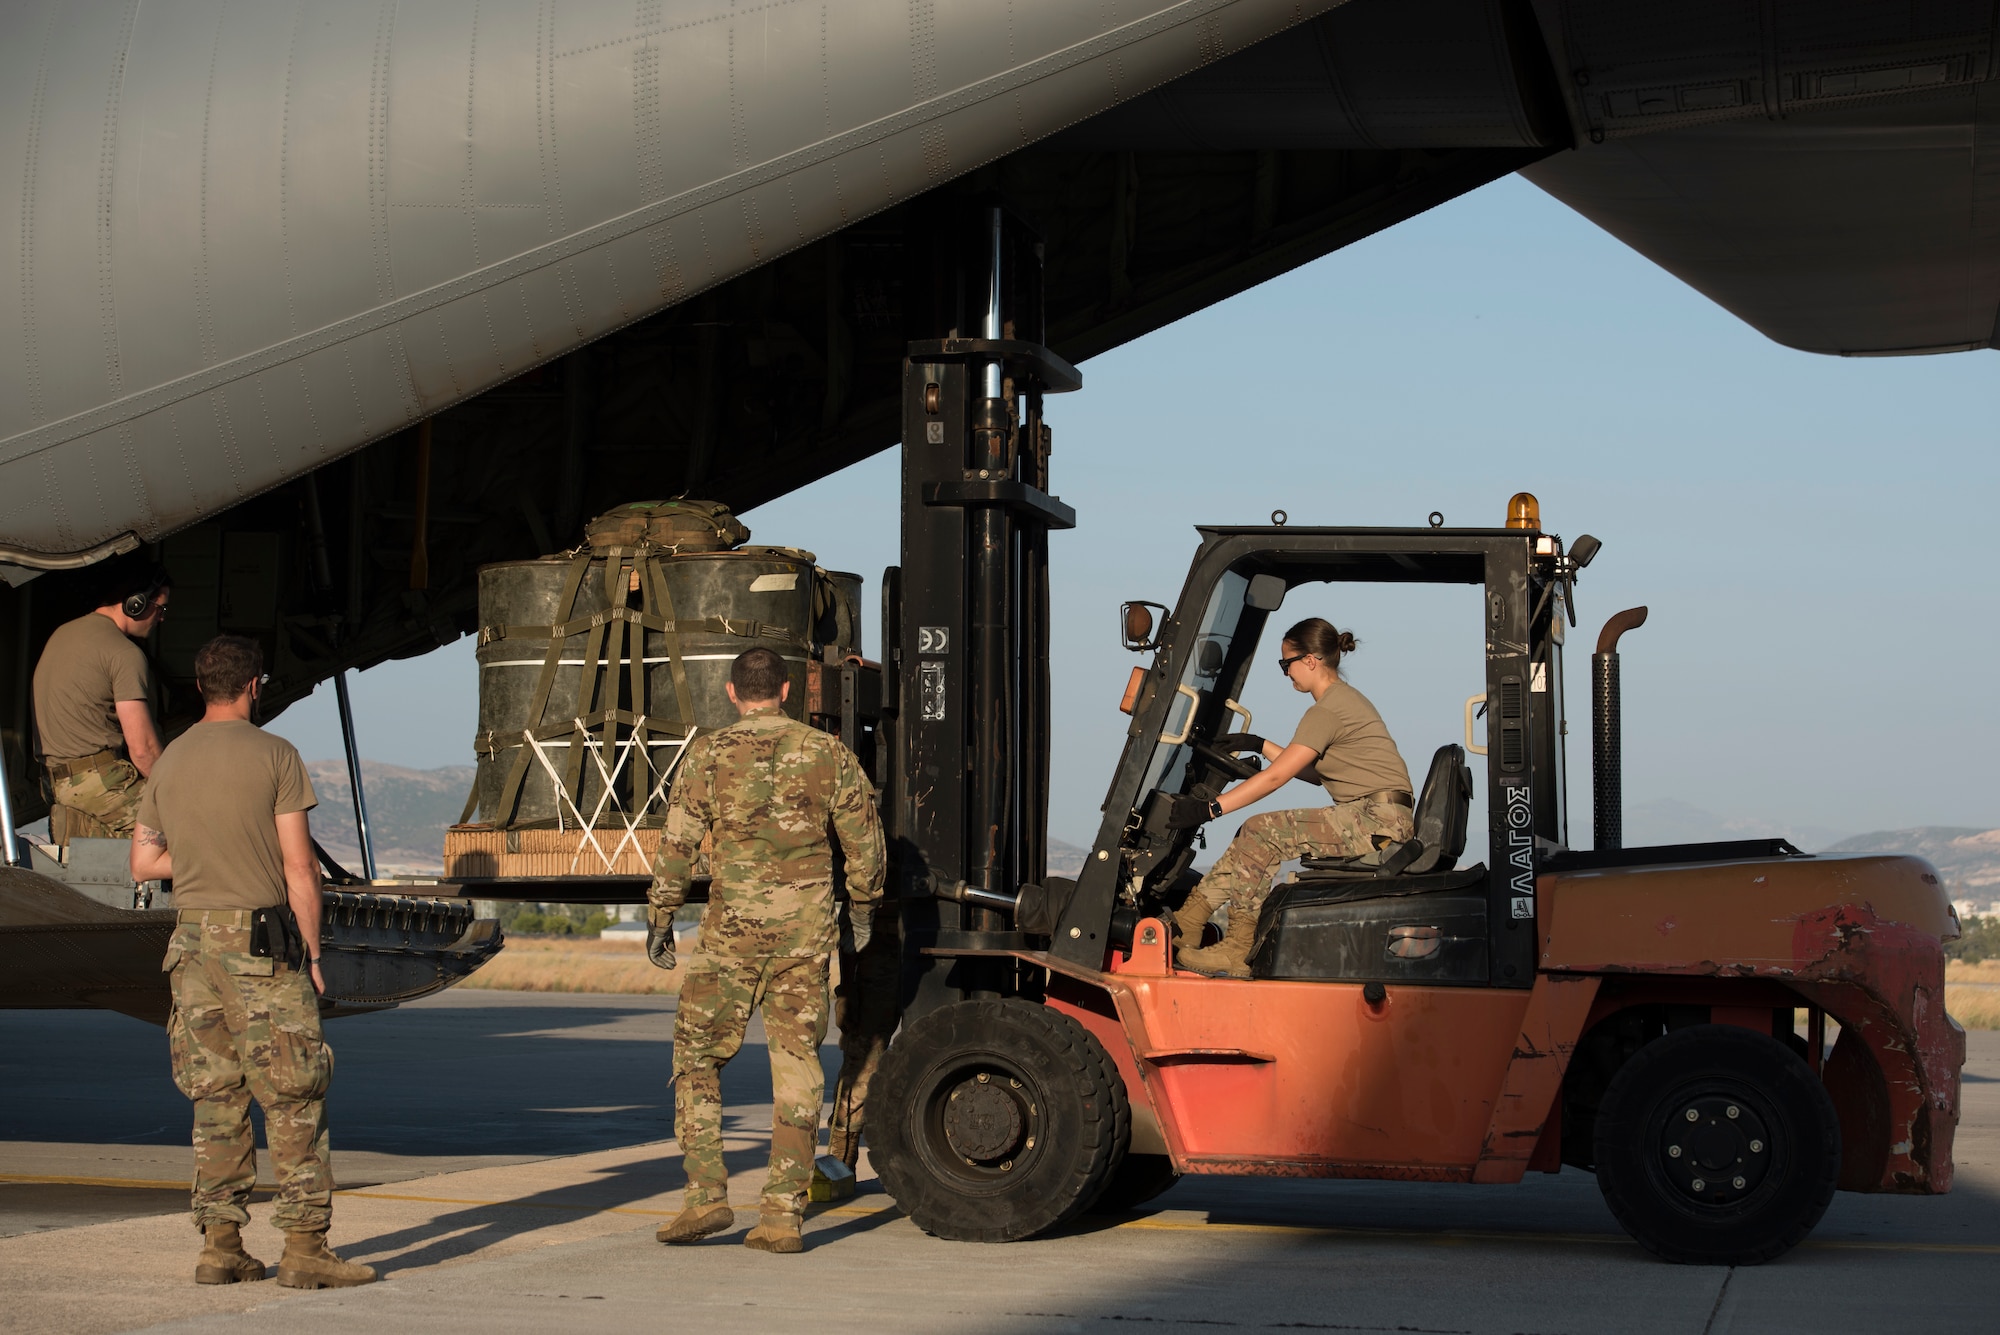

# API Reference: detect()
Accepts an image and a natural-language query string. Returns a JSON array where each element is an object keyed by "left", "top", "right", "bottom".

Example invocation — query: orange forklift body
[
  {"left": 963, "top": 849, "right": 1960, "bottom": 1195},
  {"left": 872, "top": 462, "right": 1964, "bottom": 1259}
]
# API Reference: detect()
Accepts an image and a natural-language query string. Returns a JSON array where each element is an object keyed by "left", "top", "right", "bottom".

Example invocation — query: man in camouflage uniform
[
  {"left": 32, "top": 560, "right": 170, "bottom": 844},
  {"left": 646, "top": 646, "right": 885, "bottom": 1254},
  {"left": 131, "top": 636, "right": 375, "bottom": 1290}
]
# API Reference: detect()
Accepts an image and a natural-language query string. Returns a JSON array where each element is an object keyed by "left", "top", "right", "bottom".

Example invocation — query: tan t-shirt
[
  {"left": 1288, "top": 679, "right": 1413, "bottom": 803},
  {"left": 33, "top": 612, "right": 152, "bottom": 759},
  {"left": 138, "top": 720, "right": 317, "bottom": 910}
]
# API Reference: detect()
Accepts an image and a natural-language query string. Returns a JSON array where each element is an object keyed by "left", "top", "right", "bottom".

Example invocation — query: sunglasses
[{"left": 1277, "top": 653, "right": 1312, "bottom": 676}]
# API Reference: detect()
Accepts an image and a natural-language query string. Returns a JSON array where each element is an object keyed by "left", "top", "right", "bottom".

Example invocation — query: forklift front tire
[
  {"left": 871, "top": 999, "right": 1130, "bottom": 1242},
  {"left": 1593, "top": 1023, "right": 1841, "bottom": 1265}
]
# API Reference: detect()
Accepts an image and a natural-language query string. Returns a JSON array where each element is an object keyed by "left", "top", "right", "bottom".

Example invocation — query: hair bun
[{"left": 1336, "top": 631, "right": 1357, "bottom": 653}]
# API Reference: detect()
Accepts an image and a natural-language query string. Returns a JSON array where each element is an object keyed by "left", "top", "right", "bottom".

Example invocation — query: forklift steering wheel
[{"left": 1190, "top": 740, "right": 1261, "bottom": 782}]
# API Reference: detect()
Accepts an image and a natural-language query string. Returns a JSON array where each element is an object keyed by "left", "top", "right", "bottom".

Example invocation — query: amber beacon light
[{"left": 1506, "top": 492, "right": 1541, "bottom": 530}]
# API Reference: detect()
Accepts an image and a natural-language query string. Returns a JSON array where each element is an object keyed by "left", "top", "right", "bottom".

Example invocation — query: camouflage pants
[
  {"left": 1201, "top": 799, "right": 1416, "bottom": 920},
  {"left": 673, "top": 952, "right": 829, "bottom": 1218},
  {"left": 47, "top": 760, "right": 144, "bottom": 843},
  {"left": 827, "top": 906, "right": 902, "bottom": 1166},
  {"left": 165, "top": 920, "right": 334, "bottom": 1233}
]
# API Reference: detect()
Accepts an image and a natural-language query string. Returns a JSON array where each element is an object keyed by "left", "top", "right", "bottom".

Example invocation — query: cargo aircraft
[{"left": 2, "top": 0, "right": 1995, "bottom": 1015}]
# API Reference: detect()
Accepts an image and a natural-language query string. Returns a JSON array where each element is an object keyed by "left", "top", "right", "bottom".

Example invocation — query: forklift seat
[
  {"left": 1250, "top": 746, "right": 1484, "bottom": 983},
  {"left": 1299, "top": 744, "right": 1474, "bottom": 878}
]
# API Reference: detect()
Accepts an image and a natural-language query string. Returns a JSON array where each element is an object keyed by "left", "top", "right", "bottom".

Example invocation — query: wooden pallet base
[{"left": 444, "top": 825, "right": 661, "bottom": 878}]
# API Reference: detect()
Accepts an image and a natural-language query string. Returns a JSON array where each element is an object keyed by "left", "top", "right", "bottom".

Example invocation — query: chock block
[{"left": 808, "top": 1154, "right": 856, "bottom": 1202}]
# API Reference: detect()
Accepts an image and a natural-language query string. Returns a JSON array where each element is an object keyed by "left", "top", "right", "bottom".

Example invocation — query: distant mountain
[
  {"left": 1624, "top": 799, "right": 1844, "bottom": 854},
  {"left": 1048, "top": 838, "right": 1089, "bottom": 877},
  {"left": 1822, "top": 827, "right": 2000, "bottom": 910},
  {"left": 304, "top": 760, "right": 477, "bottom": 876},
  {"left": 1621, "top": 801, "right": 2000, "bottom": 911}
]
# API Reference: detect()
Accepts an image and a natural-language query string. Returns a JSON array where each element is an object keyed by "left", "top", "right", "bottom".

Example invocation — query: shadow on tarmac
[
  {"left": 0, "top": 996, "right": 717, "bottom": 1158},
  {"left": 7, "top": 994, "right": 1997, "bottom": 1335}
]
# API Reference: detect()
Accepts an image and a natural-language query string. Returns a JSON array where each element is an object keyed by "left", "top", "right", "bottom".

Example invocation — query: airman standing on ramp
[
  {"left": 32, "top": 559, "right": 171, "bottom": 844},
  {"left": 647, "top": 646, "right": 885, "bottom": 1254}
]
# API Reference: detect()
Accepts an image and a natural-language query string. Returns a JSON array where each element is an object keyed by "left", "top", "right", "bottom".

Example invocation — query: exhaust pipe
[{"left": 1593, "top": 607, "right": 1648, "bottom": 851}]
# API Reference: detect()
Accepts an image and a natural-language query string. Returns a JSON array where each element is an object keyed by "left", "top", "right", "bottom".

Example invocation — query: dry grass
[
  {"left": 1948, "top": 958, "right": 2000, "bottom": 1029},
  {"left": 460, "top": 942, "right": 2000, "bottom": 1020},
  {"left": 460, "top": 936, "right": 684, "bottom": 996}
]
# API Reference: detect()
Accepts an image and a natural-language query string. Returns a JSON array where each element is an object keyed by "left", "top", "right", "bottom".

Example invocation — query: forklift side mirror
[
  {"left": 1570, "top": 534, "right": 1602, "bottom": 569},
  {"left": 1246, "top": 574, "right": 1286, "bottom": 611},
  {"left": 1121, "top": 601, "right": 1168, "bottom": 652}
]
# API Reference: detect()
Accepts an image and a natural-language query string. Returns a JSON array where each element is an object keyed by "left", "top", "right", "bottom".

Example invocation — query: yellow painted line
[
  {"left": 0, "top": 1173, "right": 187, "bottom": 1191},
  {"left": 805, "top": 1202, "right": 2000, "bottom": 1256},
  {"left": 1102, "top": 1216, "right": 2000, "bottom": 1256}
]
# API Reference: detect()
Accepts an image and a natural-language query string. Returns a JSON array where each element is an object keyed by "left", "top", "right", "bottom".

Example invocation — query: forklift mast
[{"left": 888, "top": 204, "right": 1079, "bottom": 1004}]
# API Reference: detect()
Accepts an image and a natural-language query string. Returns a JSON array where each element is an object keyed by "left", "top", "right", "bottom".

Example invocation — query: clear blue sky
[{"left": 271, "top": 174, "right": 2000, "bottom": 852}]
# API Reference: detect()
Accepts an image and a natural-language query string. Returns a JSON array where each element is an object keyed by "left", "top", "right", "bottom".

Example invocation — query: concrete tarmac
[{"left": 1, "top": 990, "right": 1993, "bottom": 1335}]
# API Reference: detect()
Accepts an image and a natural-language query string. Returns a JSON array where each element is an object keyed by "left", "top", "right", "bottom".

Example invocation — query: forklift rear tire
[
  {"left": 1089, "top": 1154, "right": 1182, "bottom": 1213},
  {"left": 1593, "top": 1023, "right": 1841, "bottom": 1265},
  {"left": 871, "top": 998, "right": 1130, "bottom": 1242}
]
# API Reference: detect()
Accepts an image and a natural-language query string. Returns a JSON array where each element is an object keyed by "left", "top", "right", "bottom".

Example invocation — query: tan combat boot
[
  {"left": 1174, "top": 904, "right": 1256, "bottom": 979},
  {"left": 274, "top": 1230, "right": 378, "bottom": 1289},
  {"left": 1170, "top": 886, "right": 1216, "bottom": 949},
  {"left": 742, "top": 1212, "right": 804, "bottom": 1254},
  {"left": 657, "top": 1202, "right": 736, "bottom": 1244},
  {"left": 194, "top": 1222, "right": 267, "bottom": 1285}
]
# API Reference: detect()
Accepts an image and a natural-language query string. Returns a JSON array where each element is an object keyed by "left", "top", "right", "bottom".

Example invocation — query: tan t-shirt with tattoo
[
  {"left": 1288, "top": 679, "right": 1412, "bottom": 804},
  {"left": 138, "top": 720, "right": 316, "bottom": 910}
]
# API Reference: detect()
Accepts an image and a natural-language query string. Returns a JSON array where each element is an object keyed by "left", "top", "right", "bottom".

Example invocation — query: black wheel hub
[
  {"left": 942, "top": 1074, "right": 1026, "bottom": 1163},
  {"left": 1659, "top": 1093, "right": 1772, "bottom": 1206}
]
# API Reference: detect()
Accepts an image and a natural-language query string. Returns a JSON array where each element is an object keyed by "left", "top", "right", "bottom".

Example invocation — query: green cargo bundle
[
  {"left": 462, "top": 502, "right": 860, "bottom": 832},
  {"left": 582, "top": 499, "right": 752, "bottom": 553}
]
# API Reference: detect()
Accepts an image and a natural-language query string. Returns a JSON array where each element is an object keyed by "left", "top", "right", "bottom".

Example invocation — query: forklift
[{"left": 866, "top": 204, "right": 1963, "bottom": 1265}]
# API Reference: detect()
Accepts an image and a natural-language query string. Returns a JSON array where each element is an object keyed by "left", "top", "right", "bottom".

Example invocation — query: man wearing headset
[{"left": 32, "top": 559, "right": 172, "bottom": 844}]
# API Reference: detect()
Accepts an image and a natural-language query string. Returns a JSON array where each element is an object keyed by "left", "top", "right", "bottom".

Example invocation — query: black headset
[{"left": 121, "top": 567, "right": 170, "bottom": 620}]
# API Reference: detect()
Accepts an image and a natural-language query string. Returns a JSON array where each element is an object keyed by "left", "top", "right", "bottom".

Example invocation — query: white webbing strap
[{"left": 520, "top": 719, "right": 698, "bottom": 874}]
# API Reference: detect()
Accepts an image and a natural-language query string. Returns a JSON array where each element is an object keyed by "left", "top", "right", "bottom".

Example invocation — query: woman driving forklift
[{"left": 1167, "top": 616, "right": 1415, "bottom": 978}]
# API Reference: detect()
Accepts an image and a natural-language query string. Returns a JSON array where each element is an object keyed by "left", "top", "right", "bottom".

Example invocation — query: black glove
[
  {"left": 840, "top": 907, "right": 873, "bottom": 956},
  {"left": 1165, "top": 795, "right": 1218, "bottom": 829},
  {"left": 1213, "top": 733, "right": 1268, "bottom": 755},
  {"left": 646, "top": 925, "right": 677, "bottom": 971}
]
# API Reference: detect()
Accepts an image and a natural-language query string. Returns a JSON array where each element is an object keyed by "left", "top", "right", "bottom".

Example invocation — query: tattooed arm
[{"left": 130, "top": 823, "right": 172, "bottom": 881}]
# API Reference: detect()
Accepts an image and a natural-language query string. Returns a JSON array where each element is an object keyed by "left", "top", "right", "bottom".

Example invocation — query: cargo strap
[
  {"left": 477, "top": 612, "right": 808, "bottom": 650},
  {"left": 481, "top": 548, "right": 723, "bottom": 828},
  {"left": 485, "top": 550, "right": 595, "bottom": 826},
  {"left": 516, "top": 721, "right": 697, "bottom": 873}
]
